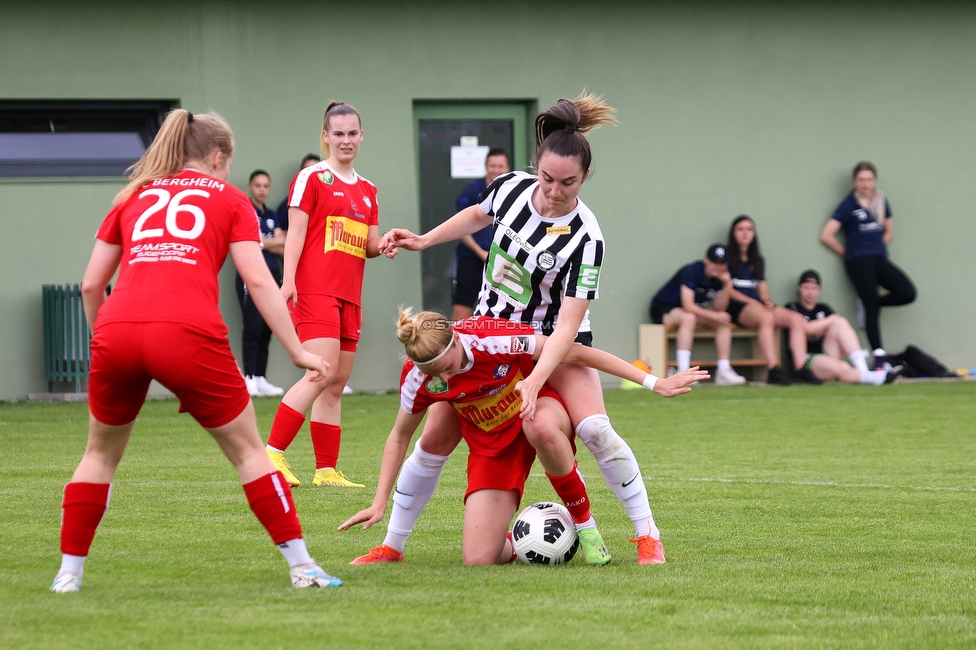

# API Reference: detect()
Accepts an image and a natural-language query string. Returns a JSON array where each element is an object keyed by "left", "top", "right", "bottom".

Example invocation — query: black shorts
[
  {"left": 575, "top": 331, "right": 593, "bottom": 347},
  {"left": 727, "top": 300, "right": 748, "bottom": 326},
  {"left": 649, "top": 302, "right": 673, "bottom": 324},
  {"left": 452, "top": 257, "right": 485, "bottom": 308}
]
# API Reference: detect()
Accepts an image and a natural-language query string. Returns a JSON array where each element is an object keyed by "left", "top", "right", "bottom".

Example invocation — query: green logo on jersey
[
  {"left": 486, "top": 244, "right": 532, "bottom": 306},
  {"left": 318, "top": 171, "right": 334, "bottom": 185},
  {"left": 577, "top": 264, "right": 600, "bottom": 290},
  {"left": 425, "top": 377, "right": 448, "bottom": 394}
]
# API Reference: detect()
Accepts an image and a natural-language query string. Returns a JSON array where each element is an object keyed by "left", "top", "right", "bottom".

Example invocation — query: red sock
[
  {"left": 267, "top": 402, "right": 306, "bottom": 451},
  {"left": 546, "top": 461, "right": 591, "bottom": 525},
  {"left": 242, "top": 471, "right": 302, "bottom": 545},
  {"left": 60, "top": 482, "right": 112, "bottom": 556},
  {"left": 310, "top": 422, "right": 341, "bottom": 470}
]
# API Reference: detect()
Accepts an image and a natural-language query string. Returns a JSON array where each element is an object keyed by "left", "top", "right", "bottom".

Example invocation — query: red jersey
[
  {"left": 94, "top": 169, "right": 260, "bottom": 337},
  {"left": 288, "top": 161, "right": 379, "bottom": 305},
  {"left": 399, "top": 318, "right": 538, "bottom": 457}
]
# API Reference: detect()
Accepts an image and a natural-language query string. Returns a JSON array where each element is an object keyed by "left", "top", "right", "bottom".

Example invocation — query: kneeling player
[{"left": 339, "top": 309, "right": 705, "bottom": 565}]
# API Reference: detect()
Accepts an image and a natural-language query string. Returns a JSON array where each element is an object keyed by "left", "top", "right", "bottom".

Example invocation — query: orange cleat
[
  {"left": 349, "top": 544, "right": 404, "bottom": 565},
  {"left": 631, "top": 535, "right": 666, "bottom": 565}
]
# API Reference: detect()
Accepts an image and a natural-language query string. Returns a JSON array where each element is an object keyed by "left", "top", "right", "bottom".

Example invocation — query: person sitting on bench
[
  {"left": 649, "top": 244, "right": 746, "bottom": 386},
  {"left": 785, "top": 270, "right": 901, "bottom": 385}
]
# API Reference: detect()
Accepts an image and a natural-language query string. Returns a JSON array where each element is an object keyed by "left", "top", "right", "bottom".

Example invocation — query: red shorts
[
  {"left": 291, "top": 294, "right": 361, "bottom": 352},
  {"left": 464, "top": 433, "right": 536, "bottom": 504},
  {"left": 462, "top": 386, "right": 568, "bottom": 503},
  {"left": 88, "top": 322, "right": 250, "bottom": 429}
]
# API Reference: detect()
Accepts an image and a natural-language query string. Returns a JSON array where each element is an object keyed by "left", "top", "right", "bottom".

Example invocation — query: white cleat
[
  {"left": 50, "top": 572, "right": 82, "bottom": 593},
  {"left": 255, "top": 376, "right": 285, "bottom": 397},
  {"left": 244, "top": 375, "right": 262, "bottom": 397},
  {"left": 290, "top": 564, "right": 342, "bottom": 588}
]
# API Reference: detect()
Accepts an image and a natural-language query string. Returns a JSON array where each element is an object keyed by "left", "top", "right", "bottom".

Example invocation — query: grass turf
[{"left": 1, "top": 381, "right": 975, "bottom": 649}]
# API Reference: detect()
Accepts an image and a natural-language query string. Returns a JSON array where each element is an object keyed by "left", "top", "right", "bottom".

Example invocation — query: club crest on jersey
[
  {"left": 318, "top": 171, "right": 334, "bottom": 185},
  {"left": 363, "top": 196, "right": 372, "bottom": 209},
  {"left": 536, "top": 250, "right": 557, "bottom": 271},
  {"left": 425, "top": 377, "right": 448, "bottom": 394},
  {"left": 493, "top": 364, "right": 511, "bottom": 379},
  {"left": 511, "top": 336, "right": 530, "bottom": 353}
]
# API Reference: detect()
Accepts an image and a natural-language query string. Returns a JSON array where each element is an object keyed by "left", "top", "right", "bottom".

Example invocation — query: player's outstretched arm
[
  {"left": 548, "top": 336, "right": 710, "bottom": 398},
  {"left": 379, "top": 205, "right": 492, "bottom": 256},
  {"left": 338, "top": 408, "right": 425, "bottom": 531}
]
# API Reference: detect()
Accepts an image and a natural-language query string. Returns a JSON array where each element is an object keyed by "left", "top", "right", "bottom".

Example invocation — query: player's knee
[
  {"left": 680, "top": 311, "right": 697, "bottom": 328},
  {"left": 575, "top": 414, "right": 617, "bottom": 454}
]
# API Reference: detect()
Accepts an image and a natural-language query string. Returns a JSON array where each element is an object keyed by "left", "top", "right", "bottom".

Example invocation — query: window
[{"left": 0, "top": 100, "right": 175, "bottom": 177}]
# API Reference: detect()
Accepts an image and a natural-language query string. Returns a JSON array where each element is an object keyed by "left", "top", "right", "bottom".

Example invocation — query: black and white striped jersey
[{"left": 473, "top": 171, "right": 604, "bottom": 336}]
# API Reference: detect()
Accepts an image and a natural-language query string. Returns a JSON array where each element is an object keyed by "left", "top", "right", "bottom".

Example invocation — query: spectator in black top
[
  {"left": 649, "top": 244, "right": 745, "bottom": 386},
  {"left": 724, "top": 215, "right": 819, "bottom": 384},
  {"left": 277, "top": 154, "right": 322, "bottom": 231},
  {"left": 820, "top": 161, "right": 916, "bottom": 369},
  {"left": 237, "top": 170, "right": 286, "bottom": 397},
  {"left": 785, "top": 270, "right": 898, "bottom": 384}
]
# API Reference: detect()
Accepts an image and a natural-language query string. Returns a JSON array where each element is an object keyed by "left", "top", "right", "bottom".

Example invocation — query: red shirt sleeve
[
  {"left": 95, "top": 203, "right": 124, "bottom": 244},
  {"left": 229, "top": 191, "right": 261, "bottom": 243}
]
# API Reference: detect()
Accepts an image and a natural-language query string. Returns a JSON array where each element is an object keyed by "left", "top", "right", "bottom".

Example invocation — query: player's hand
[
  {"left": 514, "top": 378, "right": 544, "bottom": 421},
  {"left": 280, "top": 280, "right": 297, "bottom": 307},
  {"left": 380, "top": 228, "right": 425, "bottom": 254},
  {"left": 718, "top": 270, "right": 732, "bottom": 285},
  {"left": 763, "top": 299, "right": 775, "bottom": 311},
  {"left": 653, "top": 367, "right": 710, "bottom": 397},
  {"left": 294, "top": 350, "right": 329, "bottom": 382},
  {"left": 712, "top": 310, "right": 732, "bottom": 325},
  {"left": 338, "top": 504, "right": 386, "bottom": 531}
]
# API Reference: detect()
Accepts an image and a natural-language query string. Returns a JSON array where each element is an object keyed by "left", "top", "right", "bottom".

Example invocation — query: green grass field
[{"left": 2, "top": 381, "right": 975, "bottom": 649}]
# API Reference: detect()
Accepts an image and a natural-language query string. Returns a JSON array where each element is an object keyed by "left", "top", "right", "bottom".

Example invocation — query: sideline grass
[{"left": 1, "top": 382, "right": 975, "bottom": 649}]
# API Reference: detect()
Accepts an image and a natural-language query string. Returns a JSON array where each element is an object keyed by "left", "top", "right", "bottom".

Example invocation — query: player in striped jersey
[
  {"left": 339, "top": 309, "right": 706, "bottom": 565},
  {"left": 378, "top": 93, "right": 675, "bottom": 564}
]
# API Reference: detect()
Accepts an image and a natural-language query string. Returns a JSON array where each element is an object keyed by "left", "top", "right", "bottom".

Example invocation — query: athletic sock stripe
[{"left": 270, "top": 473, "right": 290, "bottom": 513}]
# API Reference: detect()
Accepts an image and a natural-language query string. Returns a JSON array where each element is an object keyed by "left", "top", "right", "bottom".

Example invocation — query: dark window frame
[{"left": 0, "top": 99, "right": 176, "bottom": 178}]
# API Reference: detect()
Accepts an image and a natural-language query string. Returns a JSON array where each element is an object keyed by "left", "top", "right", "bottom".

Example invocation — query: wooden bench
[{"left": 638, "top": 323, "right": 780, "bottom": 382}]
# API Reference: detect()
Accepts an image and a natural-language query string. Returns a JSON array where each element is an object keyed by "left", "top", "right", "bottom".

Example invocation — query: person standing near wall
[
  {"left": 51, "top": 109, "right": 341, "bottom": 592},
  {"left": 820, "top": 161, "right": 916, "bottom": 369},
  {"left": 265, "top": 102, "right": 381, "bottom": 489},
  {"left": 237, "top": 170, "right": 286, "bottom": 397},
  {"left": 450, "top": 148, "right": 510, "bottom": 321}
]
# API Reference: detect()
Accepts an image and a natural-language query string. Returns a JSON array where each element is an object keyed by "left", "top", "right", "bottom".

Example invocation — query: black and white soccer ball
[{"left": 511, "top": 502, "right": 579, "bottom": 565}]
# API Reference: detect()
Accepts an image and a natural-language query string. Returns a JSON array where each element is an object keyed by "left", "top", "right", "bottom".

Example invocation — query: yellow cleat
[
  {"left": 312, "top": 468, "right": 365, "bottom": 488},
  {"left": 267, "top": 449, "right": 300, "bottom": 487}
]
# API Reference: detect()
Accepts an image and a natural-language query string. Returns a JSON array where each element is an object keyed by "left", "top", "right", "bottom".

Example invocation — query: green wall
[{"left": 2, "top": 1, "right": 974, "bottom": 399}]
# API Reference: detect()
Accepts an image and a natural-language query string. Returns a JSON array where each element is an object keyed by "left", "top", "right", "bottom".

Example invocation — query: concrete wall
[{"left": 1, "top": 1, "right": 973, "bottom": 399}]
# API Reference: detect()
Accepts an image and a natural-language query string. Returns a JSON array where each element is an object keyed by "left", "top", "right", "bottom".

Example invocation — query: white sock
[
  {"left": 277, "top": 537, "right": 314, "bottom": 568},
  {"left": 575, "top": 515, "right": 597, "bottom": 532},
  {"left": 266, "top": 445, "right": 285, "bottom": 454},
  {"left": 58, "top": 554, "right": 86, "bottom": 578},
  {"left": 575, "top": 414, "right": 660, "bottom": 539},
  {"left": 717, "top": 359, "right": 731, "bottom": 372},
  {"left": 849, "top": 349, "right": 869, "bottom": 374},
  {"left": 676, "top": 350, "right": 691, "bottom": 372},
  {"left": 384, "top": 443, "right": 450, "bottom": 553},
  {"left": 859, "top": 369, "right": 886, "bottom": 385}
]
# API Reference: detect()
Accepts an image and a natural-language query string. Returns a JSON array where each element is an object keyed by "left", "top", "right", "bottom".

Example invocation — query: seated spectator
[
  {"left": 649, "top": 244, "right": 746, "bottom": 386},
  {"left": 785, "top": 270, "right": 900, "bottom": 384},
  {"left": 724, "top": 215, "right": 820, "bottom": 385}
]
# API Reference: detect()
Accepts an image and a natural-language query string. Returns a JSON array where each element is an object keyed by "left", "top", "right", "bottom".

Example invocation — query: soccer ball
[{"left": 511, "top": 502, "right": 579, "bottom": 565}]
